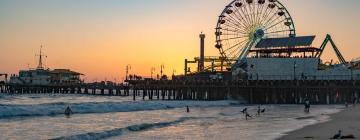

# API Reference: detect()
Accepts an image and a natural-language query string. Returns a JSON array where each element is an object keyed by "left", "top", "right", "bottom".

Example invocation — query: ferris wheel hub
[{"left": 255, "top": 29, "right": 265, "bottom": 39}]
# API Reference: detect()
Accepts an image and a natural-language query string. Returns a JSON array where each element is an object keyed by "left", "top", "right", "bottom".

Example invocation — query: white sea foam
[
  {"left": 51, "top": 117, "right": 195, "bottom": 140},
  {"left": 0, "top": 94, "right": 342, "bottom": 140},
  {"left": 0, "top": 100, "right": 241, "bottom": 118}
]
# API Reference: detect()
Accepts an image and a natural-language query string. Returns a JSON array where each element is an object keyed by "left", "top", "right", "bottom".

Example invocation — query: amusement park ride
[{"left": 185, "top": 0, "right": 360, "bottom": 80}]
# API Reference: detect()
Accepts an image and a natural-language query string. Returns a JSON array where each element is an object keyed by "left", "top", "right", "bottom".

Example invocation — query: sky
[{"left": 1, "top": 0, "right": 360, "bottom": 82}]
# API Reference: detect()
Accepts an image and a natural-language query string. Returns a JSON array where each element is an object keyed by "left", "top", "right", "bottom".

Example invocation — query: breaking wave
[
  {"left": 0, "top": 100, "right": 237, "bottom": 119},
  {"left": 50, "top": 117, "right": 194, "bottom": 140}
]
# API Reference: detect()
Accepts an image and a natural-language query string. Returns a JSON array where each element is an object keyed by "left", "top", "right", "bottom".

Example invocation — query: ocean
[{"left": 0, "top": 94, "right": 341, "bottom": 140}]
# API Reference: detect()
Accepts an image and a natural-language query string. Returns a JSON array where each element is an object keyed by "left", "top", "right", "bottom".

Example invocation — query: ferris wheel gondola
[{"left": 215, "top": 0, "right": 296, "bottom": 68}]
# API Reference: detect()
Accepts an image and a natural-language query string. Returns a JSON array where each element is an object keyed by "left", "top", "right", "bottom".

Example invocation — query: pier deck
[{"left": 1, "top": 80, "right": 359, "bottom": 104}]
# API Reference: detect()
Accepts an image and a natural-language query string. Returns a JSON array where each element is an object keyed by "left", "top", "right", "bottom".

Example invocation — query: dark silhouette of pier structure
[{"left": 1, "top": 79, "right": 360, "bottom": 104}]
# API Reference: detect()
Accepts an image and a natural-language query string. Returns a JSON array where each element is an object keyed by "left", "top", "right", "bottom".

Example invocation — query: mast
[{"left": 36, "top": 45, "right": 47, "bottom": 70}]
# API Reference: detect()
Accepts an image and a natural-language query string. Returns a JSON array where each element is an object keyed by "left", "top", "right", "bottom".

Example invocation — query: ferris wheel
[{"left": 215, "top": 0, "right": 296, "bottom": 66}]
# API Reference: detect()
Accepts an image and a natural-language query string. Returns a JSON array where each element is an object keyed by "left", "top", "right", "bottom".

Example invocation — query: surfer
[{"left": 64, "top": 106, "right": 73, "bottom": 116}]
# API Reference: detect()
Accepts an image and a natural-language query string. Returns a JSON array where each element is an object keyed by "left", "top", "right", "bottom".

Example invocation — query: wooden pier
[{"left": 1, "top": 80, "right": 359, "bottom": 104}]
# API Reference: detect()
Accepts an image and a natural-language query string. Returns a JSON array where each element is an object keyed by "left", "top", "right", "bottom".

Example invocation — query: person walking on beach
[
  {"left": 241, "top": 108, "right": 247, "bottom": 114},
  {"left": 353, "top": 96, "right": 358, "bottom": 106},
  {"left": 332, "top": 130, "right": 342, "bottom": 139},
  {"left": 245, "top": 112, "right": 252, "bottom": 120},
  {"left": 345, "top": 101, "right": 348, "bottom": 108},
  {"left": 186, "top": 106, "right": 190, "bottom": 113},
  {"left": 257, "top": 106, "right": 261, "bottom": 116},
  {"left": 304, "top": 98, "right": 310, "bottom": 112}
]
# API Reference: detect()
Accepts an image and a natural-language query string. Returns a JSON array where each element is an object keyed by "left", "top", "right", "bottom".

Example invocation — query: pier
[{"left": 1, "top": 80, "right": 359, "bottom": 104}]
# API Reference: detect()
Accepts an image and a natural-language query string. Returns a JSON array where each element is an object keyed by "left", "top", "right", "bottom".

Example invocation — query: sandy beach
[{"left": 278, "top": 105, "right": 360, "bottom": 140}]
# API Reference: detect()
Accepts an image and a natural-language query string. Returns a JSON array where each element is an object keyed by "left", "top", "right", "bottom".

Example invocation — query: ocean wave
[
  {"left": 50, "top": 117, "right": 193, "bottom": 140},
  {"left": 0, "top": 100, "right": 237, "bottom": 119}
]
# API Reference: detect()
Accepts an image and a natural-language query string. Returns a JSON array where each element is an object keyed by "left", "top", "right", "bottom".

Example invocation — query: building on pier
[
  {"left": 8, "top": 46, "right": 83, "bottom": 85},
  {"left": 242, "top": 35, "right": 360, "bottom": 80}
]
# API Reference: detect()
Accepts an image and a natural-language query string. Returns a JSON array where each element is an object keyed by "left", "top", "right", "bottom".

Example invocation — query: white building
[{"left": 236, "top": 35, "right": 360, "bottom": 80}]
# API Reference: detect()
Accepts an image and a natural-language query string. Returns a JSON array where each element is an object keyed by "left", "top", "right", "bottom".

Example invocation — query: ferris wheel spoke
[
  {"left": 227, "top": 13, "right": 249, "bottom": 30},
  {"left": 252, "top": 3, "right": 258, "bottom": 25},
  {"left": 259, "top": 2, "right": 269, "bottom": 24},
  {"left": 262, "top": 10, "right": 280, "bottom": 28},
  {"left": 222, "top": 19, "right": 249, "bottom": 33},
  {"left": 261, "top": 6, "right": 270, "bottom": 21},
  {"left": 233, "top": 3, "right": 252, "bottom": 28},
  {"left": 222, "top": 33, "right": 245, "bottom": 36},
  {"left": 241, "top": 5, "right": 255, "bottom": 28},
  {"left": 265, "top": 29, "right": 290, "bottom": 34},
  {"left": 263, "top": 15, "right": 282, "bottom": 29},
  {"left": 224, "top": 17, "right": 245, "bottom": 30},
  {"left": 228, "top": 43, "right": 244, "bottom": 59},
  {"left": 248, "top": 3, "right": 256, "bottom": 26},
  {"left": 260, "top": 7, "right": 275, "bottom": 25},
  {"left": 232, "top": 41, "right": 249, "bottom": 59},
  {"left": 248, "top": 3, "right": 254, "bottom": 25},
  {"left": 220, "top": 35, "right": 248, "bottom": 41},
  {"left": 255, "top": 4, "right": 264, "bottom": 25},
  {"left": 222, "top": 20, "right": 244, "bottom": 30},
  {"left": 220, "top": 28, "right": 247, "bottom": 35},
  {"left": 233, "top": 7, "right": 251, "bottom": 29},
  {"left": 223, "top": 39, "right": 249, "bottom": 52},
  {"left": 222, "top": 22, "right": 248, "bottom": 34},
  {"left": 238, "top": 8, "right": 252, "bottom": 30},
  {"left": 242, "top": 4, "right": 254, "bottom": 26},
  {"left": 263, "top": 8, "right": 279, "bottom": 24},
  {"left": 233, "top": 46, "right": 246, "bottom": 59},
  {"left": 264, "top": 18, "right": 286, "bottom": 31}
]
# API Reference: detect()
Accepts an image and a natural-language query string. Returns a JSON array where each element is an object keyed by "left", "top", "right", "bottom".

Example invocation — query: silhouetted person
[
  {"left": 353, "top": 97, "right": 357, "bottom": 106},
  {"left": 261, "top": 108, "right": 265, "bottom": 113},
  {"left": 65, "top": 106, "right": 73, "bottom": 116},
  {"left": 241, "top": 108, "right": 248, "bottom": 114},
  {"left": 186, "top": 106, "right": 190, "bottom": 113},
  {"left": 304, "top": 99, "right": 310, "bottom": 112},
  {"left": 345, "top": 101, "right": 348, "bottom": 108},
  {"left": 332, "top": 130, "right": 341, "bottom": 139},
  {"left": 257, "top": 106, "right": 261, "bottom": 116},
  {"left": 245, "top": 112, "right": 252, "bottom": 120}
]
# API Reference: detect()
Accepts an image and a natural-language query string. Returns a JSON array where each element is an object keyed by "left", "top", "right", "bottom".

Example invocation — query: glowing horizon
[{"left": 1, "top": 0, "right": 360, "bottom": 82}]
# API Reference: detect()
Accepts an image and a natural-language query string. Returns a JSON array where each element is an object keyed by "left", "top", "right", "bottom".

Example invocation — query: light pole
[
  {"left": 293, "top": 61, "right": 297, "bottom": 80},
  {"left": 160, "top": 64, "right": 165, "bottom": 78},
  {"left": 125, "top": 64, "right": 131, "bottom": 81},
  {"left": 172, "top": 69, "right": 177, "bottom": 76},
  {"left": 151, "top": 67, "right": 155, "bottom": 79},
  {"left": 351, "top": 68, "right": 354, "bottom": 80}
]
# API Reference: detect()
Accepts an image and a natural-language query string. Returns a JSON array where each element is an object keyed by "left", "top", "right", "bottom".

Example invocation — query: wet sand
[{"left": 278, "top": 105, "right": 360, "bottom": 140}]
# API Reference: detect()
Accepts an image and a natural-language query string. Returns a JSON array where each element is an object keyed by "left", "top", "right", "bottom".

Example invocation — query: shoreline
[{"left": 277, "top": 105, "right": 360, "bottom": 140}]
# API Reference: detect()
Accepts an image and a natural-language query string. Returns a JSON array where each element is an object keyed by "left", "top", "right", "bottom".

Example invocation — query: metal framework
[
  {"left": 184, "top": 56, "right": 237, "bottom": 76},
  {"left": 315, "top": 34, "right": 347, "bottom": 64},
  {"left": 36, "top": 45, "right": 47, "bottom": 70},
  {"left": 215, "top": 0, "right": 296, "bottom": 67}
]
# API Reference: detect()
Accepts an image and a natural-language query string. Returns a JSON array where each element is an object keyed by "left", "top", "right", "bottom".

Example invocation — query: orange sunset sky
[{"left": 1, "top": 0, "right": 360, "bottom": 82}]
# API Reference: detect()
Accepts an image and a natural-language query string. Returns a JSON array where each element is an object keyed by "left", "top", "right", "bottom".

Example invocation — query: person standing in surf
[
  {"left": 304, "top": 98, "right": 310, "bottom": 112},
  {"left": 65, "top": 106, "right": 73, "bottom": 116}
]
